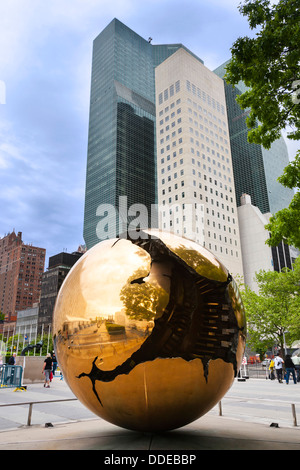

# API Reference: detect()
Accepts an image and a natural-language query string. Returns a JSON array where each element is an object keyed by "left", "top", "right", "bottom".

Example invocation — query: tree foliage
[
  {"left": 265, "top": 150, "right": 300, "bottom": 248},
  {"left": 225, "top": 0, "right": 300, "bottom": 148},
  {"left": 120, "top": 268, "right": 169, "bottom": 322},
  {"left": 240, "top": 258, "right": 300, "bottom": 356},
  {"left": 0, "top": 332, "right": 53, "bottom": 357},
  {"left": 225, "top": 0, "right": 300, "bottom": 248}
]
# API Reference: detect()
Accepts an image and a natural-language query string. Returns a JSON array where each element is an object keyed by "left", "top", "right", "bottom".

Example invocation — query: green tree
[
  {"left": 120, "top": 268, "right": 169, "bottom": 322},
  {"left": 264, "top": 151, "right": 300, "bottom": 248},
  {"left": 240, "top": 258, "right": 300, "bottom": 356},
  {"left": 225, "top": 0, "right": 300, "bottom": 247},
  {"left": 6, "top": 334, "right": 23, "bottom": 355}
]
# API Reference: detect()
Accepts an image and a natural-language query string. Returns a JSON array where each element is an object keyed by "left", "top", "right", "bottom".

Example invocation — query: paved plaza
[{"left": 0, "top": 375, "right": 299, "bottom": 450}]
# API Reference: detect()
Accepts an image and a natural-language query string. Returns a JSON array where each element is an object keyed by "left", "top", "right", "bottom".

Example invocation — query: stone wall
[{"left": 16, "top": 356, "right": 46, "bottom": 384}]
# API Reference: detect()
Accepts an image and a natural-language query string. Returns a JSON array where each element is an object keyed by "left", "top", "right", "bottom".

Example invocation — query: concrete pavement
[{"left": 0, "top": 376, "right": 299, "bottom": 450}]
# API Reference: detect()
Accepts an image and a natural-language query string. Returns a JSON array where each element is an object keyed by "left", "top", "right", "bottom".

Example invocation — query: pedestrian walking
[
  {"left": 51, "top": 350, "right": 57, "bottom": 377},
  {"left": 274, "top": 353, "right": 284, "bottom": 383},
  {"left": 269, "top": 358, "right": 275, "bottom": 380},
  {"left": 284, "top": 354, "right": 297, "bottom": 384},
  {"left": 42, "top": 353, "right": 53, "bottom": 388},
  {"left": 5, "top": 352, "right": 16, "bottom": 385},
  {"left": 8, "top": 353, "right": 16, "bottom": 365},
  {"left": 292, "top": 355, "right": 300, "bottom": 383}
]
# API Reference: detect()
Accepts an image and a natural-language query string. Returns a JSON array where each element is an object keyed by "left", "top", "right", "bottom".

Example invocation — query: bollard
[
  {"left": 27, "top": 403, "right": 33, "bottom": 426},
  {"left": 218, "top": 401, "right": 222, "bottom": 416},
  {"left": 291, "top": 404, "right": 297, "bottom": 427}
]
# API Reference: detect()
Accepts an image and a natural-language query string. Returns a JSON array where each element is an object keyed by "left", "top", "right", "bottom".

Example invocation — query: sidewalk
[
  {"left": 0, "top": 375, "right": 95, "bottom": 430},
  {"left": 0, "top": 412, "right": 299, "bottom": 450},
  {"left": 0, "top": 376, "right": 299, "bottom": 450}
]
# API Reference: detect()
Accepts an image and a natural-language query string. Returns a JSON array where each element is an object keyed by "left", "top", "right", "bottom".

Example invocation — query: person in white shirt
[{"left": 274, "top": 353, "right": 284, "bottom": 383}]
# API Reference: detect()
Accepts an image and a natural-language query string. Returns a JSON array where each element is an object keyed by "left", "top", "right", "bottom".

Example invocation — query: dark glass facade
[
  {"left": 84, "top": 19, "right": 186, "bottom": 249},
  {"left": 214, "top": 62, "right": 294, "bottom": 215},
  {"left": 271, "top": 241, "right": 292, "bottom": 272},
  {"left": 223, "top": 83, "right": 270, "bottom": 213},
  {"left": 116, "top": 102, "right": 155, "bottom": 228}
]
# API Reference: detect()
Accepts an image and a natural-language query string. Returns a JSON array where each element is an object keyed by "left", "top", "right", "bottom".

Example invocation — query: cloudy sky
[{"left": 0, "top": 0, "right": 298, "bottom": 267}]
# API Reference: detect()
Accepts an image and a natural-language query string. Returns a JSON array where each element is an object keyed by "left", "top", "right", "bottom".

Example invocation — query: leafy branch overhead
[
  {"left": 264, "top": 150, "right": 300, "bottom": 248},
  {"left": 240, "top": 257, "right": 300, "bottom": 356},
  {"left": 225, "top": 0, "right": 300, "bottom": 248},
  {"left": 225, "top": 0, "right": 300, "bottom": 148}
]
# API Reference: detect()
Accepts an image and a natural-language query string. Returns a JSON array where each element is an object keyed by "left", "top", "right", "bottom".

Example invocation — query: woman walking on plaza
[{"left": 42, "top": 353, "right": 53, "bottom": 388}]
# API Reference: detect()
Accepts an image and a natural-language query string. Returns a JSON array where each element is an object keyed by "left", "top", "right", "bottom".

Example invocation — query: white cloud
[
  {"left": 0, "top": 142, "right": 26, "bottom": 164},
  {"left": 0, "top": 155, "right": 8, "bottom": 169},
  {"left": 0, "top": 80, "right": 6, "bottom": 104}
]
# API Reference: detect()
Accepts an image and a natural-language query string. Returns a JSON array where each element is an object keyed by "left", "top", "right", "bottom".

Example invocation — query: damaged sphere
[{"left": 53, "top": 230, "right": 246, "bottom": 432}]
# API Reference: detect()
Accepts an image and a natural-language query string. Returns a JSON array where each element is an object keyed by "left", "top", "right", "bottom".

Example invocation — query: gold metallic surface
[{"left": 53, "top": 230, "right": 246, "bottom": 432}]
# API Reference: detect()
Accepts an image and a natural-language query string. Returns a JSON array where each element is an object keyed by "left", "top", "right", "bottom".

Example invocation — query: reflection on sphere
[{"left": 53, "top": 230, "right": 246, "bottom": 432}]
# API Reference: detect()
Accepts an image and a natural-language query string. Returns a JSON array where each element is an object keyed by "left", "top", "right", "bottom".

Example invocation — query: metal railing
[
  {"left": 0, "top": 395, "right": 298, "bottom": 429},
  {"left": 0, "top": 365, "right": 23, "bottom": 389},
  {"left": 218, "top": 396, "right": 298, "bottom": 427},
  {"left": 0, "top": 398, "right": 78, "bottom": 426}
]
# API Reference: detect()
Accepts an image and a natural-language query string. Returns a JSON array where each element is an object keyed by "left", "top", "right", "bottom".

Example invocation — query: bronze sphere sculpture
[{"left": 53, "top": 230, "right": 246, "bottom": 432}]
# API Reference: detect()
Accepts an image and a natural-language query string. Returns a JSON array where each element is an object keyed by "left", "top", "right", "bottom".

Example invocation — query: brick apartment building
[{"left": 0, "top": 231, "right": 46, "bottom": 323}]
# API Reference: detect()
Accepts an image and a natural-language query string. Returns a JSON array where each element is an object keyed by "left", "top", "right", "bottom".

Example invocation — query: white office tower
[
  {"left": 238, "top": 193, "right": 273, "bottom": 291},
  {"left": 238, "top": 193, "right": 298, "bottom": 292},
  {"left": 155, "top": 48, "right": 244, "bottom": 278}
]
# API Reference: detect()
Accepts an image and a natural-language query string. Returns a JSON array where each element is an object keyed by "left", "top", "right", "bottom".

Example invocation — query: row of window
[
  {"left": 160, "top": 165, "right": 233, "bottom": 186},
  {"left": 159, "top": 223, "right": 239, "bottom": 257},
  {"left": 158, "top": 79, "right": 226, "bottom": 117},
  {"left": 161, "top": 154, "right": 231, "bottom": 174},
  {"left": 158, "top": 81, "right": 181, "bottom": 105},
  {"left": 159, "top": 119, "right": 229, "bottom": 168},
  {"left": 161, "top": 188, "right": 236, "bottom": 217},
  {"left": 186, "top": 80, "right": 225, "bottom": 115},
  {"left": 159, "top": 96, "right": 227, "bottom": 132},
  {"left": 188, "top": 121, "right": 228, "bottom": 146},
  {"left": 156, "top": 83, "right": 241, "bottom": 260},
  {"left": 159, "top": 201, "right": 238, "bottom": 232},
  {"left": 162, "top": 184, "right": 234, "bottom": 207},
  {"left": 158, "top": 99, "right": 182, "bottom": 116}
]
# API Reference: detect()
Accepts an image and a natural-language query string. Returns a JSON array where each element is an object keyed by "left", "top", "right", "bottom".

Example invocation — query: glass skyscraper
[
  {"left": 84, "top": 19, "right": 189, "bottom": 249},
  {"left": 214, "top": 61, "right": 294, "bottom": 215}
]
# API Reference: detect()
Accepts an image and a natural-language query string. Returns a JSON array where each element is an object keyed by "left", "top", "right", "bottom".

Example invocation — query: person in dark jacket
[
  {"left": 8, "top": 353, "right": 16, "bottom": 365},
  {"left": 284, "top": 355, "right": 297, "bottom": 384},
  {"left": 5, "top": 353, "right": 16, "bottom": 384},
  {"left": 51, "top": 351, "right": 57, "bottom": 377}
]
